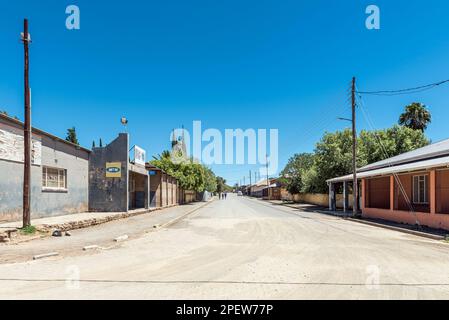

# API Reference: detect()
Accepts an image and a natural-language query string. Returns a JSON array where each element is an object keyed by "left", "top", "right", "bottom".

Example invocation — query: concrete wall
[
  {"left": 148, "top": 170, "right": 180, "bottom": 208},
  {"left": 89, "top": 133, "right": 129, "bottom": 212},
  {"left": 161, "top": 173, "right": 168, "bottom": 207},
  {"left": 184, "top": 190, "right": 197, "bottom": 204},
  {"left": 150, "top": 171, "right": 162, "bottom": 208},
  {"left": 197, "top": 191, "right": 212, "bottom": 202},
  {"left": 293, "top": 193, "right": 355, "bottom": 209},
  {"left": 0, "top": 117, "right": 89, "bottom": 222}
]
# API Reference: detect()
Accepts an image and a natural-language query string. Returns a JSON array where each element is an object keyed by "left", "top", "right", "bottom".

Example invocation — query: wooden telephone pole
[
  {"left": 351, "top": 77, "right": 359, "bottom": 218},
  {"left": 266, "top": 154, "right": 270, "bottom": 200},
  {"left": 249, "top": 170, "right": 252, "bottom": 196},
  {"left": 22, "top": 19, "right": 31, "bottom": 228}
]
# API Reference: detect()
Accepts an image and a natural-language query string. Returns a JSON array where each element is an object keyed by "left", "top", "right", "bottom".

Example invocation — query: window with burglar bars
[
  {"left": 413, "top": 175, "right": 428, "bottom": 204},
  {"left": 42, "top": 166, "right": 67, "bottom": 190}
]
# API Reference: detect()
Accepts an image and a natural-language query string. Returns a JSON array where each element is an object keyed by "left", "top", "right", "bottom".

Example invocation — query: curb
[
  {"left": 346, "top": 218, "right": 446, "bottom": 241},
  {"left": 33, "top": 252, "right": 59, "bottom": 260},
  {"left": 159, "top": 199, "right": 215, "bottom": 229},
  {"left": 1, "top": 203, "right": 200, "bottom": 245},
  {"left": 262, "top": 199, "right": 447, "bottom": 241}
]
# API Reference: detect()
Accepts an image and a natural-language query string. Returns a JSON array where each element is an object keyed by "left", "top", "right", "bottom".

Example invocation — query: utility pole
[
  {"left": 249, "top": 170, "right": 252, "bottom": 197},
  {"left": 266, "top": 154, "right": 270, "bottom": 200},
  {"left": 351, "top": 77, "right": 359, "bottom": 218},
  {"left": 22, "top": 19, "right": 31, "bottom": 228}
]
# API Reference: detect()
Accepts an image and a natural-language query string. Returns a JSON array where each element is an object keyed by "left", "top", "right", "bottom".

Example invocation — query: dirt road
[{"left": 1, "top": 194, "right": 449, "bottom": 299}]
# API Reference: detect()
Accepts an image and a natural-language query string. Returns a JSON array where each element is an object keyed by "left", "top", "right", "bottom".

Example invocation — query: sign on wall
[
  {"left": 0, "top": 128, "right": 42, "bottom": 165},
  {"left": 132, "top": 145, "right": 146, "bottom": 166},
  {"left": 106, "top": 162, "right": 122, "bottom": 178}
]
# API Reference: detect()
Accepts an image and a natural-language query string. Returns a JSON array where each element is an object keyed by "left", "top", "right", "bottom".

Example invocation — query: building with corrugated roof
[{"left": 328, "top": 138, "right": 449, "bottom": 231}]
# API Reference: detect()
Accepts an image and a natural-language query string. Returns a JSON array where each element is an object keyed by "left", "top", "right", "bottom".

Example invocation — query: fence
[{"left": 292, "top": 193, "right": 354, "bottom": 209}]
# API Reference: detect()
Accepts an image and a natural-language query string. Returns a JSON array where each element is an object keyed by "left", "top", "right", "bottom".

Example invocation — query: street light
[{"left": 121, "top": 116, "right": 128, "bottom": 133}]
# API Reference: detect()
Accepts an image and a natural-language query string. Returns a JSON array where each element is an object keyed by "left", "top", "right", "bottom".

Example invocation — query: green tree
[
  {"left": 399, "top": 102, "right": 432, "bottom": 132},
  {"left": 313, "top": 129, "right": 364, "bottom": 193},
  {"left": 65, "top": 127, "right": 79, "bottom": 145},
  {"left": 216, "top": 176, "right": 227, "bottom": 194},
  {"left": 359, "top": 125, "right": 429, "bottom": 164},
  {"left": 150, "top": 157, "right": 218, "bottom": 193},
  {"left": 204, "top": 167, "right": 218, "bottom": 192},
  {"left": 280, "top": 153, "right": 315, "bottom": 194},
  {"left": 311, "top": 126, "right": 429, "bottom": 193},
  {"left": 161, "top": 150, "right": 171, "bottom": 159},
  {"left": 301, "top": 166, "right": 322, "bottom": 194},
  {"left": 152, "top": 150, "right": 172, "bottom": 160}
]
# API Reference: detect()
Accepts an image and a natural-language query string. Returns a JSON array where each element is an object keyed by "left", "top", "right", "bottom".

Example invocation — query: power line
[
  {"left": 355, "top": 91, "right": 419, "bottom": 224},
  {"left": 356, "top": 79, "right": 449, "bottom": 96}
]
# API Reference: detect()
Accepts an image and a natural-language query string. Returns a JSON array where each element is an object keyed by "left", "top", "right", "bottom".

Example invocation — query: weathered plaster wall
[
  {"left": 88, "top": 133, "right": 129, "bottom": 212},
  {"left": 0, "top": 120, "right": 89, "bottom": 222}
]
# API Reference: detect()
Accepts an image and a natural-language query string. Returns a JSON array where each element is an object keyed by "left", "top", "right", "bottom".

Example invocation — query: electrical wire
[
  {"left": 356, "top": 79, "right": 449, "bottom": 96},
  {"left": 356, "top": 91, "right": 419, "bottom": 223}
]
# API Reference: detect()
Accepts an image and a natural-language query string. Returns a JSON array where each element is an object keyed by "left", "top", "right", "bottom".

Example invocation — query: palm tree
[
  {"left": 399, "top": 103, "right": 432, "bottom": 132},
  {"left": 152, "top": 150, "right": 172, "bottom": 160}
]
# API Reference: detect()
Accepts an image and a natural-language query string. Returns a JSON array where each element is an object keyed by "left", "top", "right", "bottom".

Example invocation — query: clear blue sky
[{"left": 1, "top": 0, "right": 449, "bottom": 186}]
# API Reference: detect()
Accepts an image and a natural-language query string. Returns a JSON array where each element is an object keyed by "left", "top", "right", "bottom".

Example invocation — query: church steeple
[
  {"left": 171, "top": 126, "right": 187, "bottom": 160},
  {"left": 171, "top": 128, "right": 177, "bottom": 148}
]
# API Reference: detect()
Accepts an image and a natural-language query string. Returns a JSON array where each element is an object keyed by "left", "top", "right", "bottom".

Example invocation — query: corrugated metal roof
[
  {"left": 327, "top": 155, "right": 449, "bottom": 183},
  {"left": 359, "top": 138, "right": 449, "bottom": 172},
  {"left": 0, "top": 112, "right": 91, "bottom": 153}
]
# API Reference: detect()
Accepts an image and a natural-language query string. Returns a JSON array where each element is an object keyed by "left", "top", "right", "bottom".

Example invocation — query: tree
[
  {"left": 359, "top": 125, "right": 429, "bottom": 164},
  {"left": 161, "top": 150, "right": 171, "bottom": 159},
  {"left": 283, "top": 125, "right": 430, "bottom": 195},
  {"left": 399, "top": 102, "right": 432, "bottom": 132},
  {"left": 204, "top": 167, "right": 218, "bottom": 192},
  {"left": 216, "top": 177, "right": 227, "bottom": 194},
  {"left": 65, "top": 127, "right": 79, "bottom": 145},
  {"left": 92, "top": 140, "right": 96, "bottom": 148},
  {"left": 313, "top": 129, "right": 364, "bottom": 193},
  {"left": 99, "top": 138, "right": 103, "bottom": 147},
  {"left": 150, "top": 156, "right": 219, "bottom": 193},
  {"left": 301, "top": 166, "right": 322, "bottom": 194},
  {"left": 152, "top": 150, "right": 172, "bottom": 160},
  {"left": 280, "top": 153, "right": 315, "bottom": 194}
]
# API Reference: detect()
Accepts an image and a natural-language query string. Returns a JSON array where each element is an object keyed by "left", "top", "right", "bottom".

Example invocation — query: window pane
[
  {"left": 46, "top": 168, "right": 59, "bottom": 188},
  {"left": 413, "top": 176, "right": 419, "bottom": 203},
  {"left": 42, "top": 168, "right": 47, "bottom": 187},
  {"left": 58, "top": 170, "right": 66, "bottom": 188},
  {"left": 419, "top": 180, "right": 425, "bottom": 203}
]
